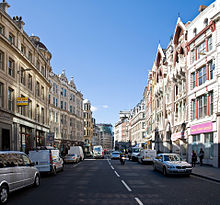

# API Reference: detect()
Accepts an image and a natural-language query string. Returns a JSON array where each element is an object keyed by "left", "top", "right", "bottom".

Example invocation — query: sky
[{"left": 7, "top": 0, "right": 214, "bottom": 125}]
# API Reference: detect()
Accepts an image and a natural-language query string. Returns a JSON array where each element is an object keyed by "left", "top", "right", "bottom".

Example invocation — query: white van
[
  {"left": 68, "top": 146, "right": 84, "bottom": 161},
  {"left": 29, "top": 147, "right": 64, "bottom": 175},
  {"left": 138, "top": 149, "right": 157, "bottom": 164},
  {"left": 93, "top": 145, "right": 104, "bottom": 159}
]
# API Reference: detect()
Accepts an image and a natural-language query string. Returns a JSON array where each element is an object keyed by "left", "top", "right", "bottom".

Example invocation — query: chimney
[
  {"left": 199, "top": 5, "right": 207, "bottom": 13},
  {"left": 0, "top": 0, "right": 10, "bottom": 13},
  {"left": 13, "top": 16, "right": 25, "bottom": 30}
]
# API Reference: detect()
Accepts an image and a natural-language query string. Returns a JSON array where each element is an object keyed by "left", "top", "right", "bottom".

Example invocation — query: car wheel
[
  {"left": 163, "top": 167, "right": 167, "bottom": 176},
  {"left": 34, "top": 174, "right": 40, "bottom": 187},
  {"left": 0, "top": 185, "right": 8, "bottom": 204}
]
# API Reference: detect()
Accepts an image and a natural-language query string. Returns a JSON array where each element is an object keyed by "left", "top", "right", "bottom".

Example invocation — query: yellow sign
[{"left": 16, "top": 97, "right": 29, "bottom": 106}]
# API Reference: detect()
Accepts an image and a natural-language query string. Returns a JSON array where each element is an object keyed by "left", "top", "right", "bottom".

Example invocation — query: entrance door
[{"left": 2, "top": 129, "right": 10, "bottom": 150}]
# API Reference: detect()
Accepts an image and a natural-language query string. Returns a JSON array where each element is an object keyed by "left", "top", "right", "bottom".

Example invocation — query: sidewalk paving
[{"left": 191, "top": 164, "right": 220, "bottom": 182}]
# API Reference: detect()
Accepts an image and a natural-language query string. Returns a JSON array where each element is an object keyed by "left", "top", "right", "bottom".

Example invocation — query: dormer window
[
  {"left": 204, "top": 18, "right": 208, "bottom": 27},
  {"left": 193, "top": 28, "right": 197, "bottom": 37}
]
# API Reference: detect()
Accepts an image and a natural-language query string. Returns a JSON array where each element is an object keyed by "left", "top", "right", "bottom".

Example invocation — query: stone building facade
[
  {"left": 48, "top": 70, "right": 84, "bottom": 153},
  {"left": 0, "top": 1, "right": 51, "bottom": 152}
]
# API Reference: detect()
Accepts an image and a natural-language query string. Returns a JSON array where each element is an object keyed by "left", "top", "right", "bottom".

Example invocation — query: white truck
[
  {"left": 138, "top": 149, "right": 157, "bottom": 164},
  {"left": 29, "top": 147, "right": 64, "bottom": 175},
  {"left": 68, "top": 146, "right": 84, "bottom": 161},
  {"left": 93, "top": 145, "right": 104, "bottom": 159}
]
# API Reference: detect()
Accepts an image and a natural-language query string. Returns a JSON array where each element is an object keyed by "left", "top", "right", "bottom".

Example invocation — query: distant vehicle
[
  {"left": 93, "top": 145, "right": 104, "bottom": 159},
  {"left": 130, "top": 147, "right": 141, "bottom": 161},
  {"left": 111, "top": 151, "right": 120, "bottom": 159},
  {"left": 153, "top": 153, "right": 192, "bottom": 176},
  {"left": 29, "top": 147, "right": 64, "bottom": 175},
  {"left": 0, "top": 151, "right": 40, "bottom": 204},
  {"left": 138, "top": 149, "right": 157, "bottom": 164},
  {"left": 63, "top": 154, "right": 79, "bottom": 164},
  {"left": 68, "top": 146, "right": 84, "bottom": 161}
]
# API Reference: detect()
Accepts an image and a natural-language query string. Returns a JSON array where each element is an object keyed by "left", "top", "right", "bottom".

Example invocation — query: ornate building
[
  {"left": 48, "top": 70, "right": 84, "bottom": 153},
  {"left": 0, "top": 0, "right": 51, "bottom": 152}
]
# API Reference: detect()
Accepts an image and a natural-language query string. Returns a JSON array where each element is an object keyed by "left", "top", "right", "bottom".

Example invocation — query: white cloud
[
  {"left": 102, "top": 105, "right": 109, "bottom": 109},
  {"left": 91, "top": 106, "right": 98, "bottom": 112}
]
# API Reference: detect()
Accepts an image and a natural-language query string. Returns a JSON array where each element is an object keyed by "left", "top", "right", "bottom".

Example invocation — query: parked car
[
  {"left": 153, "top": 153, "right": 192, "bottom": 176},
  {"left": 68, "top": 146, "right": 84, "bottom": 161},
  {"left": 111, "top": 151, "right": 120, "bottom": 159},
  {"left": 64, "top": 154, "right": 79, "bottom": 164},
  {"left": 29, "top": 147, "right": 64, "bottom": 175},
  {"left": 93, "top": 145, "right": 104, "bottom": 159},
  {"left": 0, "top": 151, "right": 40, "bottom": 204},
  {"left": 138, "top": 149, "right": 157, "bottom": 164}
]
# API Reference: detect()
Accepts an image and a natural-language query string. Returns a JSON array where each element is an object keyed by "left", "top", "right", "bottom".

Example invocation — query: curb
[{"left": 191, "top": 172, "right": 220, "bottom": 183}]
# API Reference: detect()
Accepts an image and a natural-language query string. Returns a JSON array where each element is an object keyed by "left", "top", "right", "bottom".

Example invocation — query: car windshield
[
  {"left": 133, "top": 148, "right": 140, "bottom": 153},
  {"left": 94, "top": 147, "right": 101, "bottom": 152},
  {"left": 67, "top": 154, "right": 75, "bottom": 156},
  {"left": 112, "top": 152, "right": 119, "bottom": 154},
  {"left": 164, "top": 155, "right": 181, "bottom": 161}
]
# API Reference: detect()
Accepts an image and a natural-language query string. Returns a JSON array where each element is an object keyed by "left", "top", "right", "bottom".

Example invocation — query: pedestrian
[
  {"left": 199, "top": 148, "right": 204, "bottom": 166},
  {"left": 192, "top": 150, "right": 197, "bottom": 167}
]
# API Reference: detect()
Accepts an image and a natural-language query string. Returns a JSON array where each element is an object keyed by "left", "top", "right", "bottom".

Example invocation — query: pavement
[{"left": 191, "top": 164, "right": 220, "bottom": 182}]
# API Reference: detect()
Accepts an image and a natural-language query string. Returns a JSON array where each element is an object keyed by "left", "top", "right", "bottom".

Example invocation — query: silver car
[
  {"left": 0, "top": 151, "right": 40, "bottom": 204},
  {"left": 153, "top": 153, "right": 192, "bottom": 176},
  {"left": 64, "top": 154, "right": 79, "bottom": 163}
]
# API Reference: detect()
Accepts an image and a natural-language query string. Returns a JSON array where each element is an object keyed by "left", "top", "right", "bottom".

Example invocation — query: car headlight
[{"left": 167, "top": 165, "right": 175, "bottom": 169}]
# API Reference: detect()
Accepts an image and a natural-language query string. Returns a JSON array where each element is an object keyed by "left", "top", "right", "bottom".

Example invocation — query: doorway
[{"left": 2, "top": 129, "right": 10, "bottom": 150}]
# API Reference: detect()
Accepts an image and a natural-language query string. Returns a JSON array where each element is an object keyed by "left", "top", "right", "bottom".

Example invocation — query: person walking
[
  {"left": 192, "top": 150, "right": 197, "bottom": 167},
  {"left": 199, "top": 148, "right": 204, "bottom": 166}
]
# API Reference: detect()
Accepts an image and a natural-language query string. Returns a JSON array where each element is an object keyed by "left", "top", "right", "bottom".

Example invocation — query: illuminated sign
[
  {"left": 16, "top": 97, "right": 29, "bottom": 106},
  {"left": 190, "top": 122, "right": 213, "bottom": 135}
]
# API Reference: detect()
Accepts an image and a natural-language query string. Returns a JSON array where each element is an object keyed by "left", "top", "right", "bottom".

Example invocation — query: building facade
[
  {"left": 0, "top": 1, "right": 51, "bottom": 153},
  {"left": 48, "top": 70, "right": 84, "bottom": 154},
  {"left": 97, "top": 124, "right": 113, "bottom": 150}
]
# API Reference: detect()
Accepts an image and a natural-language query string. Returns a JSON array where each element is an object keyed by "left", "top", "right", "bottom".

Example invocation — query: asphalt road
[{"left": 8, "top": 158, "right": 220, "bottom": 205}]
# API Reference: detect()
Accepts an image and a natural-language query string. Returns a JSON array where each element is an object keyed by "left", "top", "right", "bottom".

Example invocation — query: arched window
[
  {"left": 204, "top": 18, "right": 208, "bottom": 27},
  {"left": 193, "top": 28, "right": 197, "bottom": 36}
]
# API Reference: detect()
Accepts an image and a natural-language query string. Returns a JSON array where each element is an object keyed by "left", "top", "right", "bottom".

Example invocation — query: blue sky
[{"left": 8, "top": 0, "right": 214, "bottom": 125}]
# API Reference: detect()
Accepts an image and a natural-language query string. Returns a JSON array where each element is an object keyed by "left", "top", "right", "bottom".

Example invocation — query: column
[
  {"left": 206, "top": 63, "right": 209, "bottom": 81},
  {"left": 207, "top": 94, "right": 210, "bottom": 116},
  {"left": 206, "top": 38, "right": 208, "bottom": 52},
  {"left": 195, "top": 71, "right": 198, "bottom": 86},
  {"left": 195, "top": 99, "right": 198, "bottom": 119}
]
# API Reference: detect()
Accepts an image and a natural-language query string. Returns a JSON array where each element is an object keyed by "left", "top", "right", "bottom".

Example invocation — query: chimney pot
[{"left": 199, "top": 5, "right": 207, "bottom": 13}]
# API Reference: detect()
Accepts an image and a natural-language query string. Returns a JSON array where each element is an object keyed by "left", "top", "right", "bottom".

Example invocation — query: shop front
[{"left": 189, "top": 122, "right": 216, "bottom": 167}]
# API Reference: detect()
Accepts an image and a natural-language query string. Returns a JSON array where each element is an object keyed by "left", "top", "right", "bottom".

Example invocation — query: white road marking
[
  {"left": 121, "top": 180, "right": 132, "bottom": 192},
  {"left": 84, "top": 159, "right": 96, "bottom": 160},
  {"left": 111, "top": 165, "right": 114, "bottom": 170},
  {"left": 114, "top": 171, "right": 120, "bottom": 177},
  {"left": 134, "top": 197, "right": 144, "bottom": 205},
  {"left": 73, "top": 163, "right": 79, "bottom": 168}
]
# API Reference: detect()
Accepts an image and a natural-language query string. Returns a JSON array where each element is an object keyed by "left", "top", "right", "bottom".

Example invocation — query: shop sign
[
  {"left": 190, "top": 122, "right": 213, "bottom": 135},
  {"left": 171, "top": 132, "right": 181, "bottom": 141},
  {"left": 17, "top": 97, "right": 29, "bottom": 106}
]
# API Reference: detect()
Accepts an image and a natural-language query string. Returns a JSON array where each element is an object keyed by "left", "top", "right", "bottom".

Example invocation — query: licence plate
[{"left": 145, "top": 157, "right": 150, "bottom": 159}]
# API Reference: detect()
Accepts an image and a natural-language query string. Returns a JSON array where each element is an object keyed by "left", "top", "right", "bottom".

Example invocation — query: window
[
  {"left": 0, "top": 50, "right": 4, "bottom": 70},
  {"left": 22, "top": 154, "right": 31, "bottom": 166},
  {"left": 48, "top": 95, "right": 51, "bottom": 104},
  {"left": 61, "top": 101, "right": 63, "bottom": 109},
  {"left": 21, "top": 44, "right": 25, "bottom": 55},
  {"left": 36, "top": 60, "right": 40, "bottom": 70},
  {"left": 53, "top": 83, "right": 55, "bottom": 92},
  {"left": 197, "top": 41, "right": 206, "bottom": 59},
  {"left": 204, "top": 133, "right": 214, "bottom": 159},
  {"left": 209, "top": 91, "right": 213, "bottom": 115},
  {"left": 20, "top": 67, "right": 25, "bottom": 85},
  {"left": 192, "top": 99, "right": 195, "bottom": 120},
  {"left": 41, "top": 86, "right": 44, "bottom": 100},
  {"left": 41, "top": 108, "right": 45, "bottom": 124},
  {"left": 56, "top": 99, "right": 58, "bottom": 107},
  {"left": 28, "top": 100, "right": 32, "bottom": 119},
  {"left": 28, "top": 51, "right": 32, "bottom": 62},
  {"left": 56, "top": 85, "right": 58, "bottom": 94},
  {"left": 70, "top": 118, "right": 72, "bottom": 126},
  {"left": 0, "top": 82, "right": 3, "bottom": 107},
  {"left": 8, "top": 33, "right": 14, "bottom": 44},
  {"left": 41, "top": 66, "right": 45, "bottom": 77},
  {"left": 208, "top": 36, "right": 212, "bottom": 51},
  {"left": 198, "top": 65, "right": 206, "bottom": 86},
  {"left": 204, "top": 18, "right": 208, "bottom": 27},
  {"left": 193, "top": 28, "right": 197, "bottom": 36},
  {"left": 70, "top": 105, "right": 72, "bottom": 113},
  {"left": 61, "top": 87, "right": 63, "bottom": 96},
  {"left": 56, "top": 112, "right": 58, "bottom": 123},
  {"left": 60, "top": 114, "right": 63, "bottom": 124},
  {"left": 53, "top": 97, "right": 55, "bottom": 105},
  {"left": 8, "top": 58, "right": 15, "bottom": 77},
  {"left": 36, "top": 104, "right": 40, "bottom": 122},
  {"left": 36, "top": 82, "right": 40, "bottom": 96},
  {"left": 28, "top": 74, "right": 32, "bottom": 90},
  {"left": 198, "top": 95, "right": 207, "bottom": 119},
  {"left": 0, "top": 24, "right": 5, "bottom": 35},
  {"left": 64, "top": 102, "right": 67, "bottom": 110},
  {"left": 191, "top": 72, "right": 195, "bottom": 89},
  {"left": 64, "top": 89, "right": 67, "bottom": 97},
  {"left": 191, "top": 50, "right": 195, "bottom": 64},
  {"left": 209, "top": 61, "right": 215, "bottom": 80},
  {"left": 192, "top": 134, "right": 201, "bottom": 155},
  {"left": 8, "top": 88, "right": 14, "bottom": 111}
]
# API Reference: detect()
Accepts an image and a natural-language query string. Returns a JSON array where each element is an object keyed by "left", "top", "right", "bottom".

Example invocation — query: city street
[{"left": 8, "top": 158, "right": 220, "bottom": 205}]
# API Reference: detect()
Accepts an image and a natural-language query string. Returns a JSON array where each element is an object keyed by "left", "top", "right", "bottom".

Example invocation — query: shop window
[
  {"left": 204, "top": 133, "right": 214, "bottom": 159},
  {"left": 192, "top": 134, "right": 202, "bottom": 155}
]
